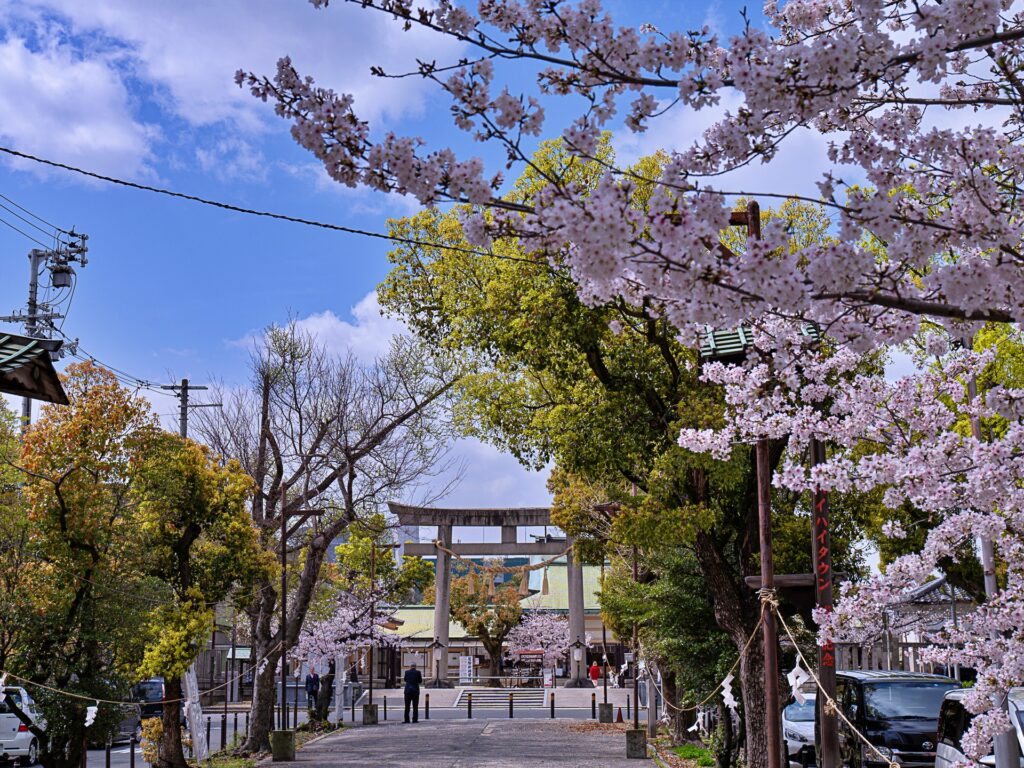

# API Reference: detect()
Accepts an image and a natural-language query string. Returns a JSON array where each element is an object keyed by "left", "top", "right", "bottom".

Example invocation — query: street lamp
[
  {"left": 427, "top": 639, "right": 447, "bottom": 688},
  {"left": 568, "top": 637, "right": 587, "bottom": 687},
  {"left": 366, "top": 541, "right": 400, "bottom": 714}
]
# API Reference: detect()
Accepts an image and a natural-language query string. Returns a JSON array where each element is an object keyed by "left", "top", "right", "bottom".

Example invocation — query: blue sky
[{"left": 0, "top": 0, "right": 824, "bottom": 516}]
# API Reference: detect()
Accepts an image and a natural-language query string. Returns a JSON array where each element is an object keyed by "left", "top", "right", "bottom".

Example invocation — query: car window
[
  {"left": 0, "top": 690, "right": 23, "bottom": 712},
  {"left": 785, "top": 700, "right": 817, "bottom": 722},
  {"left": 863, "top": 682, "right": 956, "bottom": 721},
  {"left": 134, "top": 681, "right": 164, "bottom": 702},
  {"left": 939, "top": 699, "right": 972, "bottom": 747}
]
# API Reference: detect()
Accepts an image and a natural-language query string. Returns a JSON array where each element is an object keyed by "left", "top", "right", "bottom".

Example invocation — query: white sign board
[
  {"left": 543, "top": 669, "right": 554, "bottom": 688},
  {"left": 624, "top": 652, "right": 634, "bottom": 662},
  {"left": 459, "top": 655, "right": 474, "bottom": 685}
]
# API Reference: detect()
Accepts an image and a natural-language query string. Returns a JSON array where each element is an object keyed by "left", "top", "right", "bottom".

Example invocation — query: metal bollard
[
  {"left": 425, "top": 693, "right": 430, "bottom": 720},
  {"left": 550, "top": 691, "right": 555, "bottom": 719},
  {"left": 206, "top": 716, "right": 211, "bottom": 750},
  {"left": 221, "top": 713, "right": 227, "bottom": 751},
  {"left": 233, "top": 712, "right": 238, "bottom": 744},
  {"left": 105, "top": 742, "right": 111, "bottom": 768},
  {"left": 591, "top": 692, "right": 596, "bottom": 719},
  {"left": 351, "top": 695, "right": 356, "bottom": 723},
  {"left": 509, "top": 691, "right": 514, "bottom": 719},
  {"left": 384, "top": 696, "right": 387, "bottom": 721},
  {"left": 129, "top": 738, "right": 136, "bottom": 768},
  {"left": 467, "top": 692, "right": 472, "bottom": 719},
  {"left": 626, "top": 695, "right": 631, "bottom": 721},
  {"left": 245, "top": 712, "right": 249, "bottom": 736}
]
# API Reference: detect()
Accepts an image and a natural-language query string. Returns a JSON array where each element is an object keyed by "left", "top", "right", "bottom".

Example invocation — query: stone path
[{"left": 295, "top": 718, "right": 655, "bottom": 767}]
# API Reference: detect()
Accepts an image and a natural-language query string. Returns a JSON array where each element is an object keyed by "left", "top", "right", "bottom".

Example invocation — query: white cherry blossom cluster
[
  {"left": 504, "top": 611, "right": 572, "bottom": 668},
  {"left": 292, "top": 592, "right": 400, "bottom": 666}
]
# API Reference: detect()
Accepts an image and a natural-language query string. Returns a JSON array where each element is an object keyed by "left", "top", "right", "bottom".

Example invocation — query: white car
[
  {"left": 1, "top": 687, "right": 42, "bottom": 766},
  {"left": 935, "top": 688, "right": 1024, "bottom": 768},
  {"left": 783, "top": 693, "right": 817, "bottom": 768}
]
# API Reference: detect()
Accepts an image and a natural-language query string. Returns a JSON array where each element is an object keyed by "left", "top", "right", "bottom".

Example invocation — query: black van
[{"left": 817, "top": 670, "right": 959, "bottom": 768}]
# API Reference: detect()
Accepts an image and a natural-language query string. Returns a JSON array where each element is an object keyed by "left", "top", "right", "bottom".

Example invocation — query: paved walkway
[{"left": 296, "top": 718, "right": 655, "bottom": 767}]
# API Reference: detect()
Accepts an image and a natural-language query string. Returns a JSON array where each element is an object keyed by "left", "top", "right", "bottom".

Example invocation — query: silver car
[
  {"left": 935, "top": 688, "right": 1024, "bottom": 768},
  {"left": 0, "top": 687, "right": 42, "bottom": 766},
  {"left": 783, "top": 694, "right": 817, "bottom": 768}
]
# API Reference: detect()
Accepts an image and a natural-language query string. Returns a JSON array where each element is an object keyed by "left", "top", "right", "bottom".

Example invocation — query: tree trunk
[
  {"left": 237, "top": 635, "right": 280, "bottom": 753},
  {"left": 157, "top": 676, "right": 188, "bottom": 768},
  {"left": 716, "top": 699, "right": 736, "bottom": 768},
  {"left": 739, "top": 633, "right": 769, "bottom": 768},
  {"left": 483, "top": 640, "right": 504, "bottom": 688},
  {"left": 663, "top": 669, "right": 688, "bottom": 745},
  {"left": 314, "top": 660, "right": 335, "bottom": 723}
]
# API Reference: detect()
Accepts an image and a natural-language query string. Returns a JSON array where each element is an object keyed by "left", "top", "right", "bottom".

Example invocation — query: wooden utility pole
[{"left": 810, "top": 438, "right": 839, "bottom": 768}]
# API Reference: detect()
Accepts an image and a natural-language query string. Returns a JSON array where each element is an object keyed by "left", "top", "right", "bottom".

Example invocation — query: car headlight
[
  {"left": 869, "top": 746, "right": 894, "bottom": 761},
  {"left": 784, "top": 729, "right": 808, "bottom": 743}
]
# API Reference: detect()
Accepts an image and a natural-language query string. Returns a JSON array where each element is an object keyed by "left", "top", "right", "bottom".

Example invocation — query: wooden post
[
  {"left": 811, "top": 438, "right": 839, "bottom": 768},
  {"left": 757, "top": 437, "right": 782, "bottom": 768}
]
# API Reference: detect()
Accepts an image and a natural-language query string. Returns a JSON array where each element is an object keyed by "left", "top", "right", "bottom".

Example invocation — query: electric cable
[
  {"left": 0, "top": 145, "right": 549, "bottom": 267},
  {"left": 0, "top": 212, "right": 51, "bottom": 249},
  {"left": 0, "top": 199, "right": 64, "bottom": 242},
  {"left": 0, "top": 191, "right": 70, "bottom": 235}
]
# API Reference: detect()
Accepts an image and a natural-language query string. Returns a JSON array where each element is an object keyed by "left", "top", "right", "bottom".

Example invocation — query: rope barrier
[
  {"left": 643, "top": 604, "right": 766, "bottom": 714},
  {"left": 0, "top": 641, "right": 284, "bottom": 708},
  {"left": 432, "top": 539, "right": 572, "bottom": 574},
  {"left": 772, "top": 605, "right": 899, "bottom": 768}
]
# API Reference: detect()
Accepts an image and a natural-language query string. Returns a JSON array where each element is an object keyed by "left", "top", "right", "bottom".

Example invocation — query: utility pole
[
  {"left": 965, "top": 342, "right": 1021, "bottom": 768},
  {"left": 160, "top": 378, "right": 210, "bottom": 438},
  {"left": 747, "top": 199, "right": 782, "bottom": 768},
  {"left": 1, "top": 235, "right": 89, "bottom": 427}
]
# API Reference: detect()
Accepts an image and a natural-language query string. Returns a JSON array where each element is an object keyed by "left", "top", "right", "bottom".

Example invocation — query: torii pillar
[
  {"left": 431, "top": 523, "right": 453, "bottom": 688},
  {"left": 564, "top": 540, "right": 593, "bottom": 687}
]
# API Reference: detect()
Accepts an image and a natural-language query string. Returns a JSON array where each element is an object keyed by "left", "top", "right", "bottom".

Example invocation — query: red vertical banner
[{"left": 811, "top": 438, "right": 839, "bottom": 768}]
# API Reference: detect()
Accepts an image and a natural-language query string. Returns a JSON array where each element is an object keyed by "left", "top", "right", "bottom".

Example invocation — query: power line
[
  {"left": 0, "top": 191, "right": 69, "bottom": 234},
  {"left": 0, "top": 212, "right": 51, "bottom": 249},
  {"left": 0, "top": 199, "right": 63, "bottom": 242},
  {"left": 0, "top": 144, "right": 547, "bottom": 266}
]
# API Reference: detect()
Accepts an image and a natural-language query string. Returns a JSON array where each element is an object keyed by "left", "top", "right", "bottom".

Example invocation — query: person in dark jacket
[
  {"left": 403, "top": 663, "right": 423, "bottom": 723},
  {"left": 304, "top": 671, "right": 320, "bottom": 710}
]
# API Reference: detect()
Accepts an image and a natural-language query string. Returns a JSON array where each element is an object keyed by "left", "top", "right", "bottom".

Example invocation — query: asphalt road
[{"left": 83, "top": 707, "right": 623, "bottom": 767}]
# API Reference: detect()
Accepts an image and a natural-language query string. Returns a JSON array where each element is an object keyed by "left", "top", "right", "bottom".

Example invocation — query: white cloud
[
  {"left": 614, "top": 91, "right": 851, "bottom": 201},
  {"left": 292, "top": 292, "right": 407, "bottom": 363},
  {"left": 0, "top": 28, "right": 157, "bottom": 179},
  {"left": 230, "top": 290, "right": 406, "bottom": 364},
  {"left": 23, "top": 0, "right": 463, "bottom": 130}
]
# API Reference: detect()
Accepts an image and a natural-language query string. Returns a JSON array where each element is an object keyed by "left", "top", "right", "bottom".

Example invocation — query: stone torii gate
[{"left": 388, "top": 503, "right": 592, "bottom": 688}]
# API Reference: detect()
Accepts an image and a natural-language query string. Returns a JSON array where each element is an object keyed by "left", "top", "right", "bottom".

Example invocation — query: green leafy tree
[
  {"left": 8, "top": 363, "right": 157, "bottom": 768},
  {"left": 332, "top": 514, "right": 433, "bottom": 603},
  {"left": 447, "top": 573, "right": 523, "bottom": 688},
  {"left": 132, "top": 431, "right": 269, "bottom": 768},
  {"left": 380, "top": 136, "right": 871, "bottom": 761}
]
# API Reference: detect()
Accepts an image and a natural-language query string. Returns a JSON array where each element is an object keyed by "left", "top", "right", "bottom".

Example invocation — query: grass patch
[
  {"left": 203, "top": 755, "right": 257, "bottom": 768},
  {"left": 673, "top": 743, "right": 715, "bottom": 767}
]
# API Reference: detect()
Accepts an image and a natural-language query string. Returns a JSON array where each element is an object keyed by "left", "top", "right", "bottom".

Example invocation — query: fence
[{"left": 835, "top": 641, "right": 940, "bottom": 673}]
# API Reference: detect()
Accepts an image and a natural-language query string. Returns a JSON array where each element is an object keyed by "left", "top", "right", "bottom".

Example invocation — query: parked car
[
  {"left": 0, "top": 686, "right": 43, "bottom": 766},
  {"left": 131, "top": 678, "right": 184, "bottom": 725},
  {"left": 784, "top": 694, "right": 817, "bottom": 768},
  {"left": 935, "top": 688, "right": 1024, "bottom": 768},
  {"left": 818, "top": 670, "right": 959, "bottom": 768},
  {"left": 87, "top": 703, "right": 143, "bottom": 748}
]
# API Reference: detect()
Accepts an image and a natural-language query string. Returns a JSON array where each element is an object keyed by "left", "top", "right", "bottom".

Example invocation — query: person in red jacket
[{"left": 588, "top": 661, "right": 600, "bottom": 684}]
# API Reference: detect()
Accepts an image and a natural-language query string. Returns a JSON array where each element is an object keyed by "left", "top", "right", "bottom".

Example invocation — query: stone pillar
[
  {"left": 565, "top": 543, "right": 593, "bottom": 687},
  {"left": 430, "top": 523, "right": 453, "bottom": 688}
]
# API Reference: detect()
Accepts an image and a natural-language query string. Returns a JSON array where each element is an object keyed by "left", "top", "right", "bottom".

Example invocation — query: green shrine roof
[{"left": 0, "top": 332, "right": 68, "bottom": 405}]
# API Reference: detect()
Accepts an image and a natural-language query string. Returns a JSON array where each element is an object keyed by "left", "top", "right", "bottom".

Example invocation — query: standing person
[
  {"left": 403, "top": 662, "right": 423, "bottom": 723},
  {"left": 588, "top": 661, "right": 600, "bottom": 684},
  {"left": 305, "top": 671, "right": 320, "bottom": 711}
]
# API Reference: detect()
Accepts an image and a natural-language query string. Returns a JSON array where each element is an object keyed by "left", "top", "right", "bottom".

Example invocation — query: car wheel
[{"left": 21, "top": 739, "right": 38, "bottom": 766}]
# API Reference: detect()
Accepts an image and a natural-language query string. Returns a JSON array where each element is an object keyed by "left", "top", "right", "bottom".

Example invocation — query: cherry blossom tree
[
  {"left": 240, "top": 0, "right": 1024, "bottom": 760},
  {"left": 505, "top": 612, "right": 571, "bottom": 669},
  {"left": 293, "top": 593, "right": 400, "bottom": 668}
]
